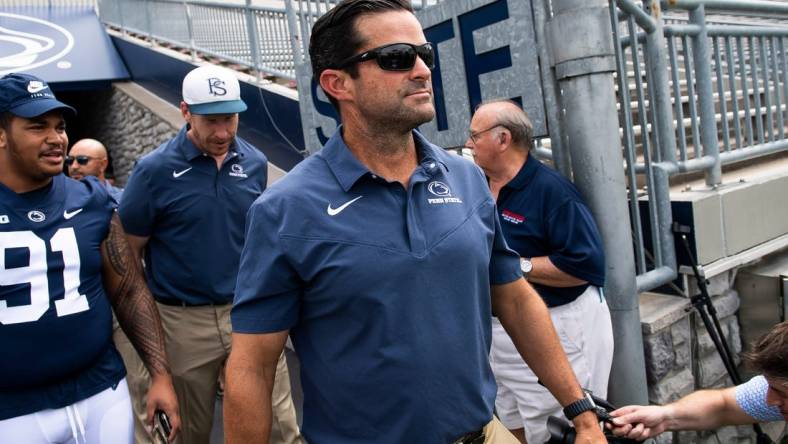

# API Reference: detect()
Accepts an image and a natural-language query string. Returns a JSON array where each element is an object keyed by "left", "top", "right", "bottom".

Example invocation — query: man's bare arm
[
  {"left": 491, "top": 278, "right": 604, "bottom": 443},
  {"left": 102, "top": 214, "right": 168, "bottom": 375},
  {"left": 101, "top": 214, "right": 180, "bottom": 439},
  {"left": 125, "top": 233, "right": 150, "bottom": 263},
  {"left": 609, "top": 387, "right": 755, "bottom": 440},
  {"left": 225, "top": 331, "right": 289, "bottom": 443},
  {"left": 528, "top": 256, "right": 587, "bottom": 287}
]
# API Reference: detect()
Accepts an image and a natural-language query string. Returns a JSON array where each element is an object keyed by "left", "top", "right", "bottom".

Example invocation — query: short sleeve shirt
[
  {"left": 119, "top": 125, "right": 267, "bottom": 305},
  {"left": 0, "top": 175, "right": 125, "bottom": 419},
  {"left": 497, "top": 156, "right": 605, "bottom": 307},
  {"left": 232, "top": 129, "right": 521, "bottom": 443},
  {"left": 735, "top": 375, "right": 783, "bottom": 422}
]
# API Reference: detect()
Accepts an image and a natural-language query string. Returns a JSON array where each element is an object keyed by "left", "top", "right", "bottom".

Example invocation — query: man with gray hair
[{"left": 467, "top": 100, "right": 613, "bottom": 444}]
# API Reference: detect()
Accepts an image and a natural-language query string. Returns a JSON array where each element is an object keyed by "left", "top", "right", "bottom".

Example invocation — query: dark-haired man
[
  {"left": 609, "top": 320, "right": 788, "bottom": 440},
  {"left": 224, "top": 1, "right": 607, "bottom": 443},
  {"left": 0, "top": 74, "right": 180, "bottom": 442},
  {"left": 468, "top": 100, "right": 613, "bottom": 444}
]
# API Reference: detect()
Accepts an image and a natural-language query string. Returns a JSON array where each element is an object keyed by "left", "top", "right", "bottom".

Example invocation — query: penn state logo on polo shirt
[
  {"left": 501, "top": 209, "right": 525, "bottom": 225},
  {"left": 427, "top": 181, "right": 462, "bottom": 205},
  {"left": 0, "top": 214, "right": 9, "bottom": 224},
  {"left": 229, "top": 163, "right": 248, "bottom": 178}
]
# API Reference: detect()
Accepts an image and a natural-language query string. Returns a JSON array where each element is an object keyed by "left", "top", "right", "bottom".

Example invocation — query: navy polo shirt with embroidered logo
[
  {"left": 497, "top": 156, "right": 605, "bottom": 308},
  {"left": 119, "top": 125, "right": 267, "bottom": 305},
  {"left": 232, "top": 129, "right": 522, "bottom": 443}
]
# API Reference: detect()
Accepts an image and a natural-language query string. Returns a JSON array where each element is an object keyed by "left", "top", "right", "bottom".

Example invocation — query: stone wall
[
  {"left": 640, "top": 271, "right": 785, "bottom": 443},
  {"left": 80, "top": 84, "right": 180, "bottom": 186}
]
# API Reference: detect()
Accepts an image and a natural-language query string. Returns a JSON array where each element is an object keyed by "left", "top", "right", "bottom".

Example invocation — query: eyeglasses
[
  {"left": 468, "top": 125, "right": 502, "bottom": 144},
  {"left": 65, "top": 155, "right": 100, "bottom": 165},
  {"left": 336, "top": 42, "right": 435, "bottom": 71}
]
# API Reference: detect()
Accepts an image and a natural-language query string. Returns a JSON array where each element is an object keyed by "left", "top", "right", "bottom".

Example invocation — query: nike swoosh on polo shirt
[
  {"left": 327, "top": 196, "right": 363, "bottom": 216},
  {"left": 173, "top": 167, "right": 192, "bottom": 178}
]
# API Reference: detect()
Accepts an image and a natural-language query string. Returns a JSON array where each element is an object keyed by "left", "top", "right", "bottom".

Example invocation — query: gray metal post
[
  {"left": 244, "top": 0, "right": 263, "bottom": 80},
  {"left": 547, "top": 0, "right": 648, "bottom": 405},
  {"left": 689, "top": 5, "right": 722, "bottom": 186}
]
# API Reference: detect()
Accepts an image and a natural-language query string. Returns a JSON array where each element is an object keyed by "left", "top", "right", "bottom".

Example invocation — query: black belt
[
  {"left": 155, "top": 297, "right": 229, "bottom": 307},
  {"left": 453, "top": 428, "right": 485, "bottom": 444}
]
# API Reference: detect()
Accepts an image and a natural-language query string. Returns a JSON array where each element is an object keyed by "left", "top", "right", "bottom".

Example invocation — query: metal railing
[
  {"left": 1, "top": 0, "right": 95, "bottom": 6},
  {"left": 612, "top": 0, "right": 788, "bottom": 292},
  {"left": 98, "top": 0, "right": 299, "bottom": 79},
  {"left": 95, "top": 0, "right": 444, "bottom": 80}
]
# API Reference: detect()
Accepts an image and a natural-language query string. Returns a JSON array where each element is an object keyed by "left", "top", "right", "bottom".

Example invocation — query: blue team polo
[
  {"left": 232, "top": 129, "right": 522, "bottom": 443},
  {"left": 496, "top": 156, "right": 605, "bottom": 307},
  {"left": 119, "top": 125, "right": 267, "bottom": 305}
]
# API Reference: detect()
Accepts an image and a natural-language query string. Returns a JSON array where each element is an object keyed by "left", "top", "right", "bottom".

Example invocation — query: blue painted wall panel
[{"left": 1, "top": 7, "right": 129, "bottom": 84}]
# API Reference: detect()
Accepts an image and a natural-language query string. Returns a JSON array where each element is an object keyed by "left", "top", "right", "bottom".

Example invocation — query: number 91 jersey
[{"left": 0, "top": 174, "right": 125, "bottom": 420}]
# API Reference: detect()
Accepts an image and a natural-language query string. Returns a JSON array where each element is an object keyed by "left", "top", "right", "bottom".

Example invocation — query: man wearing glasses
[
  {"left": 467, "top": 100, "right": 613, "bottom": 444},
  {"left": 224, "top": 1, "right": 606, "bottom": 443},
  {"left": 67, "top": 138, "right": 123, "bottom": 202}
]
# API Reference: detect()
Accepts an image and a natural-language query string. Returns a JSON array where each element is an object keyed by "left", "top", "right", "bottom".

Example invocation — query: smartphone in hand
[{"left": 153, "top": 410, "right": 172, "bottom": 444}]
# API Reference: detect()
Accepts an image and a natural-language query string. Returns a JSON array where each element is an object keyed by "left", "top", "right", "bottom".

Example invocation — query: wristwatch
[
  {"left": 519, "top": 257, "right": 533, "bottom": 279},
  {"left": 563, "top": 392, "right": 597, "bottom": 421}
]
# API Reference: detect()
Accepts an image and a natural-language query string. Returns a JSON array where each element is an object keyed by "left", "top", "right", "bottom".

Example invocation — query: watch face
[{"left": 520, "top": 258, "right": 533, "bottom": 274}]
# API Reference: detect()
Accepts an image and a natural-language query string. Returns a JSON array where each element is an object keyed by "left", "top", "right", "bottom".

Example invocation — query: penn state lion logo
[{"left": 0, "top": 12, "right": 74, "bottom": 75}]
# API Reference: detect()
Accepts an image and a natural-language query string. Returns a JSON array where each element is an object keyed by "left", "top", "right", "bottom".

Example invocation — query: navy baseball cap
[{"left": 0, "top": 73, "right": 76, "bottom": 118}]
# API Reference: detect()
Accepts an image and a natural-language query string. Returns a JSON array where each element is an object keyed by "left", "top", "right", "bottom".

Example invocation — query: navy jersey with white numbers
[{"left": 0, "top": 174, "right": 126, "bottom": 420}]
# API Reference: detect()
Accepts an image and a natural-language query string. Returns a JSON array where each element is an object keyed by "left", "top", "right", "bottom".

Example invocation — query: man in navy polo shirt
[
  {"left": 0, "top": 73, "right": 180, "bottom": 442},
  {"left": 119, "top": 65, "right": 300, "bottom": 444},
  {"left": 224, "top": 1, "right": 607, "bottom": 443},
  {"left": 467, "top": 100, "right": 613, "bottom": 444}
]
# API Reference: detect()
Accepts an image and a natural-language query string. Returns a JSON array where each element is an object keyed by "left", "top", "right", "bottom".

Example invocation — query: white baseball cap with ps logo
[{"left": 182, "top": 65, "right": 247, "bottom": 115}]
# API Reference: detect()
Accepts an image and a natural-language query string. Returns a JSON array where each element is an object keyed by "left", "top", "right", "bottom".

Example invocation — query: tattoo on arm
[{"left": 102, "top": 213, "right": 170, "bottom": 376}]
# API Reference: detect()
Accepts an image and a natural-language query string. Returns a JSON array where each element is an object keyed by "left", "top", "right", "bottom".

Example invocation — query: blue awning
[{"left": 0, "top": 6, "right": 129, "bottom": 87}]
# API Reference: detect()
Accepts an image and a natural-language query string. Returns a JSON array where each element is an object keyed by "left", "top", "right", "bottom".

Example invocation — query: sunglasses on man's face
[
  {"left": 65, "top": 155, "right": 98, "bottom": 165},
  {"left": 337, "top": 42, "right": 435, "bottom": 72}
]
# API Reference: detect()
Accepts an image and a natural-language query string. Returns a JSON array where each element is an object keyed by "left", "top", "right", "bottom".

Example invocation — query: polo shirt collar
[
  {"left": 176, "top": 124, "right": 239, "bottom": 162},
  {"left": 504, "top": 154, "right": 537, "bottom": 191},
  {"left": 322, "top": 127, "right": 448, "bottom": 192}
]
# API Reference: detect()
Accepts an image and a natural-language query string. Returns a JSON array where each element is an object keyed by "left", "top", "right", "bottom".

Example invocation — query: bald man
[{"left": 68, "top": 138, "right": 123, "bottom": 202}]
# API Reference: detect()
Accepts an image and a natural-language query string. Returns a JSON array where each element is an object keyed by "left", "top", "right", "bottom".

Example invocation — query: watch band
[{"left": 563, "top": 392, "right": 597, "bottom": 421}]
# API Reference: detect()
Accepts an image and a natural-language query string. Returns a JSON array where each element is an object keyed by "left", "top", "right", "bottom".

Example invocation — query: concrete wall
[{"left": 82, "top": 82, "right": 182, "bottom": 186}]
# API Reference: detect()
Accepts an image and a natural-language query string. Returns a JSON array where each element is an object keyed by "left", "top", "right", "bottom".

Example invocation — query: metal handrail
[{"left": 613, "top": 0, "right": 788, "bottom": 292}]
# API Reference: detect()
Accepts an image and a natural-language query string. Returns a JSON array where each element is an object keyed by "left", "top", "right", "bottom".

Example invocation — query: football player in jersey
[{"left": 0, "top": 73, "right": 181, "bottom": 443}]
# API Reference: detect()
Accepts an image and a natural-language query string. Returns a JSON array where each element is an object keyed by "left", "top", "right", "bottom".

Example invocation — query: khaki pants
[
  {"left": 483, "top": 417, "right": 520, "bottom": 444},
  {"left": 114, "top": 304, "right": 301, "bottom": 444},
  {"left": 113, "top": 320, "right": 152, "bottom": 443}
]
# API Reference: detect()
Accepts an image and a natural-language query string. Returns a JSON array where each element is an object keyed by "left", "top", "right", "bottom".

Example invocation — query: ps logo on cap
[
  {"left": 207, "top": 78, "right": 227, "bottom": 97},
  {"left": 182, "top": 65, "right": 247, "bottom": 115}
]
